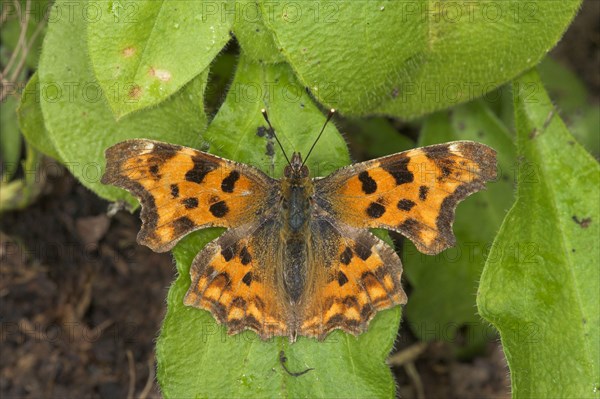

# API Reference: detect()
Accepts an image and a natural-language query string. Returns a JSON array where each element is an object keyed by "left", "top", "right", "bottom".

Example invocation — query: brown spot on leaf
[
  {"left": 122, "top": 46, "right": 136, "bottom": 58},
  {"left": 128, "top": 85, "right": 142, "bottom": 99},
  {"left": 149, "top": 67, "right": 172, "bottom": 82}
]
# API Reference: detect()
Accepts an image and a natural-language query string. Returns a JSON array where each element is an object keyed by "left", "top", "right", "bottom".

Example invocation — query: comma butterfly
[{"left": 101, "top": 109, "right": 497, "bottom": 342}]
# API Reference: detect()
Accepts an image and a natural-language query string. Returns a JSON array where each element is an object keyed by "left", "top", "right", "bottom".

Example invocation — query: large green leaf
[
  {"left": 233, "top": 0, "right": 285, "bottom": 64},
  {"left": 17, "top": 72, "right": 62, "bottom": 161},
  {"left": 38, "top": 0, "right": 208, "bottom": 203},
  {"left": 259, "top": 0, "right": 581, "bottom": 118},
  {"left": 538, "top": 58, "right": 600, "bottom": 157},
  {"left": 402, "top": 100, "right": 515, "bottom": 354},
  {"left": 87, "top": 0, "right": 232, "bottom": 117},
  {"left": 477, "top": 69, "right": 600, "bottom": 397},
  {"left": 346, "top": 117, "right": 415, "bottom": 159},
  {"left": 156, "top": 53, "right": 402, "bottom": 399}
]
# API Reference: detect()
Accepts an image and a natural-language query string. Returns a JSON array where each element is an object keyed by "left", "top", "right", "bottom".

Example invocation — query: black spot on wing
[
  {"left": 221, "top": 244, "right": 237, "bottom": 262},
  {"left": 149, "top": 164, "right": 160, "bottom": 178},
  {"left": 419, "top": 185, "right": 429, "bottom": 201},
  {"left": 441, "top": 165, "right": 451, "bottom": 178},
  {"left": 182, "top": 197, "right": 199, "bottom": 209},
  {"left": 366, "top": 202, "right": 386, "bottom": 218},
  {"left": 170, "top": 184, "right": 179, "bottom": 198},
  {"left": 354, "top": 242, "right": 372, "bottom": 260},
  {"left": 337, "top": 271, "right": 349, "bottom": 286},
  {"left": 239, "top": 246, "right": 252, "bottom": 265},
  {"left": 358, "top": 171, "right": 377, "bottom": 194},
  {"left": 383, "top": 157, "right": 413, "bottom": 185},
  {"left": 242, "top": 272, "right": 253, "bottom": 286},
  {"left": 209, "top": 201, "right": 229, "bottom": 218},
  {"left": 185, "top": 155, "right": 217, "bottom": 184},
  {"left": 340, "top": 246, "right": 353, "bottom": 265},
  {"left": 397, "top": 199, "right": 416, "bottom": 212},
  {"left": 221, "top": 170, "right": 240, "bottom": 193}
]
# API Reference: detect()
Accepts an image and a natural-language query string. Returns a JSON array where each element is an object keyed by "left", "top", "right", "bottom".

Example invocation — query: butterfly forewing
[
  {"left": 315, "top": 141, "right": 497, "bottom": 255},
  {"left": 101, "top": 139, "right": 277, "bottom": 252}
]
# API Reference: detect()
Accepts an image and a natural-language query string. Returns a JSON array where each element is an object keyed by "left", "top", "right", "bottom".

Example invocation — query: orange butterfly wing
[
  {"left": 315, "top": 141, "right": 497, "bottom": 254},
  {"left": 299, "top": 218, "right": 407, "bottom": 339},
  {"left": 101, "top": 139, "right": 276, "bottom": 252},
  {"left": 184, "top": 221, "right": 290, "bottom": 339}
]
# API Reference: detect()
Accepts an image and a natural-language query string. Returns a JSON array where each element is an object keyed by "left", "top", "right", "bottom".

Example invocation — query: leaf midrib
[{"left": 130, "top": 1, "right": 165, "bottom": 84}]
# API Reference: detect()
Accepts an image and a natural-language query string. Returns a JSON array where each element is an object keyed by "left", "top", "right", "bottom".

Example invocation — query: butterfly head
[{"left": 284, "top": 152, "right": 309, "bottom": 179}]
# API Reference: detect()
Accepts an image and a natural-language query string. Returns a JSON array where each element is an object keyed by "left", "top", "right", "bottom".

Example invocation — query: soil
[{"left": 1, "top": 1, "right": 597, "bottom": 398}]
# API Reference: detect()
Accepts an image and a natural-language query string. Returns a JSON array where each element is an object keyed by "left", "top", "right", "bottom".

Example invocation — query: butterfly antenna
[
  {"left": 302, "top": 108, "right": 336, "bottom": 167},
  {"left": 261, "top": 109, "right": 291, "bottom": 166}
]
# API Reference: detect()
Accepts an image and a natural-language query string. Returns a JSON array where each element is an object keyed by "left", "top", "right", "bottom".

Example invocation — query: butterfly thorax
[{"left": 280, "top": 153, "right": 314, "bottom": 305}]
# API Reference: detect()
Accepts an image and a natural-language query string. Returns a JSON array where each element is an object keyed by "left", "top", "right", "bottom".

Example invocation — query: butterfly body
[{"left": 102, "top": 138, "right": 497, "bottom": 341}]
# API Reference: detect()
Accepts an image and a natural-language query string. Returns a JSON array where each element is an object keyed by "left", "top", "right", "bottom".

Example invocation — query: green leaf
[
  {"left": 38, "top": 0, "right": 209, "bottom": 203},
  {"left": 1, "top": 95, "right": 22, "bottom": 181},
  {"left": 87, "top": 0, "right": 232, "bottom": 118},
  {"left": 17, "top": 72, "right": 62, "bottom": 161},
  {"left": 477, "top": 69, "right": 600, "bottom": 397},
  {"left": 260, "top": 0, "right": 428, "bottom": 116},
  {"left": 204, "top": 52, "right": 237, "bottom": 115},
  {"left": 538, "top": 57, "right": 600, "bottom": 157},
  {"left": 233, "top": 0, "right": 285, "bottom": 64},
  {"left": 203, "top": 53, "right": 350, "bottom": 175},
  {"left": 345, "top": 117, "right": 415, "bottom": 159},
  {"left": 403, "top": 100, "right": 515, "bottom": 354},
  {"left": 259, "top": 0, "right": 581, "bottom": 118},
  {"left": 156, "top": 53, "right": 401, "bottom": 399}
]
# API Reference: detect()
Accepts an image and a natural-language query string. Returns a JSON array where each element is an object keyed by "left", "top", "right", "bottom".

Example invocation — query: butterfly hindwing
[
  {"left": 101, "top": 139, "right": 277, "bottom": 252},
  {"left": 299, "top": 218, "right": 407, "bottom": 339},
  {"left": 184, "top": 220, "right": 290, "bottom": 339},
  {"left": 315, "top": 141, "right": 497, "bottom": 254}
]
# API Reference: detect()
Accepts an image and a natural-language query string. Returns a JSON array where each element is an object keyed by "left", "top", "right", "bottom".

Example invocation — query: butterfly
[{"left": 101, "top": 109, "right": 497, "bottom": 342}]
